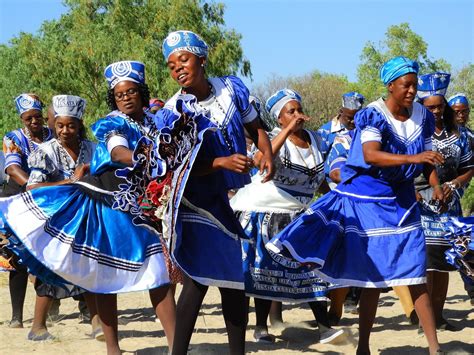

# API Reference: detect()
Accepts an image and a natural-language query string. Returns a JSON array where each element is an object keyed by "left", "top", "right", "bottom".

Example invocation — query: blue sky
[{"left": 1, "top": 0, "right": 473, "bottom": 89}]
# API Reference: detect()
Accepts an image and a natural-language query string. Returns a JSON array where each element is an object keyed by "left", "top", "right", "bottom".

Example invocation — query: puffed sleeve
[
  {"left": 355, "top": 107, "right": 387, "bottom": 145},
  {"left": 91, "top": 115, "right": 129, "bottom": 154},
  {"left": 421, "top": 105, "right": 435, "bottom": 151},
  {"left": 3, "top": 132, "right": 23, "bottom": 170},
  {"left": 458, "top": 127, "right": 473, "bottom": 170},
  {"left": 27, "top": 146, "right": 57, "bottom": 185},
  {"left": 226, "top": 76, "right": 258, "bottom": 124}
]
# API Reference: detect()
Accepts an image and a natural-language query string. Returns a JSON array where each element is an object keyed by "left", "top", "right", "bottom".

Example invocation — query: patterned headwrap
[
  {"left": 104, "top": 61, "right": 145, "bottom": 89},
  {"left": 149, "top": 98, "right": 165, "bottom": 109},
  {"left": 265, "top": 89, "right": 302, "bottom": 120},
  {"left": 15, "top": 94, "right": 43, "bottom": 116},
  {"left": 162, "top": 30, "right": 208, "bottom": 61},
  {"left": 417, "top": 72, "right": 451, "bottom": 101},
  {"left": 52, "top": 95, "right": 87, "bottom": 120},
  {"left": 342, "top": 92, "right": 365, "bottom": 110},
  {"left": 380, "top": 56, "right": 419, "bottom": 85},
  {"left": 448, "top": 93, "right": 469, "bottom": 107}
]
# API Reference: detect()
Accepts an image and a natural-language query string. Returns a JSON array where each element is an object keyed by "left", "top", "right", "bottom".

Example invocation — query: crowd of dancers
[{"left": 0, "top": 30, "right": 473, "bottom": 355}]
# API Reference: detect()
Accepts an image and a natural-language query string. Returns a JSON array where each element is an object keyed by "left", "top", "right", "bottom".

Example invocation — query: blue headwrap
[
  {"left": 52, "top": 95, "right": 87, "bottom": 120},
  {"left": 265, "top": 89, "right": 302, "bottom": 120},
  {"left": 417, "top": 72, "right": 451, "bottom": 101},
  {"left": 342, "top": 92, "right": 365, "bottom": 110},
  {"left": 15, "top": 94, "right": 43, "bottom": 116},
  {"left": 448, "top": 93, "right": 469, "bottom": 107},
  {"left": 104, "top": 61, "right": 145, "bottom": 89},
  {"left": 162, "top": 30, "right": 208, "bottom": 61},
  {"left": 380, "top": 56, "right": 419, "bottom": 85}
]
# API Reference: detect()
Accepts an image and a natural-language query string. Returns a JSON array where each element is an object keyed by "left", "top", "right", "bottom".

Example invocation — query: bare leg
[
  {"left": 328, "top": 287, "right": 349, "bottom": 324},
  {"left": 269, "top": 301, "right": 283, "bottom": 326},
  {"left": 357, "top": 288, "right": 380, "bottom": 354},
  {"left": 83, "top": 292, "right": 103, "bottom": 339},
  {"left": 9, "top": 269, "right": 28, "bottom": 326},
  {"left": 30, "top": 295, "right": 53, "bottom": 335},
  {"left": 96, "top": 293, "right": 120, "bottom": 355},
  {"left": 219, "top": 287, "right": 248, "bottom": 355},
  {"left": 409, "top": 283, "right": 440, "bottom": 355},
  {"left": 149, "top": 285, "right": 176, "bottom": 350},
  {"left": 427, "top": 271, "right": 449, "bottom": 324}
]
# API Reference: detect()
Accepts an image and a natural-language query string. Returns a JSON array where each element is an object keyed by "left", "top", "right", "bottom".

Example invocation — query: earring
[{"left": 201, "top": 64, "right": 204, "bottom": 67}]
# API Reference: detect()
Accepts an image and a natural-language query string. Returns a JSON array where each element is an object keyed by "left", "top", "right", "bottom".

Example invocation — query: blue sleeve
[
  {"left": 316, "top": 121, "right": 331, "bottom": 157},
  {"left": 458, "top": 127, "right": 473, "bottom": 170},
  {"left": 421, "top": 106, "right": 435, "bottom": 150},
  {"left": 326, "top": 137, "right": 350, "bottom": 175},
  {"left": 91, "top": 115, "right": 128, "bottom": 143},
  {"left": 355, "top": 107, "right": 387, "bottom": 145},
  {"left": 225, "top": 76, "right": 258, "bottom": 123}
]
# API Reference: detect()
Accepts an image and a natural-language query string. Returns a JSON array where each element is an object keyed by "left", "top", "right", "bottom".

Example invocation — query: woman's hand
[
  {"left": 257, "top": 151, "right": 274, "bottom": 183},
  {"left": 441, "top": 183, "right": 454, "bottom": 203},
  {"left": 71, "top": 163, "right": 90, "bottom": 182},
  {"left": 409, "top": 151, "right": 444, "bottom": 165},
  {"left": 218, "top": 154, "right": 254, "bottom": 174},
  {"left": 432, "top": 184, "right": 444, "bottom": 203},
  {"left": 285, "top": 115, "right": 310, "bottom": 134}
]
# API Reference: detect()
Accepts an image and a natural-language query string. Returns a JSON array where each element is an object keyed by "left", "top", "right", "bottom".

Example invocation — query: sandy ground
[{"left": 0, "top": 272, "right": 473, "bottom": 355}]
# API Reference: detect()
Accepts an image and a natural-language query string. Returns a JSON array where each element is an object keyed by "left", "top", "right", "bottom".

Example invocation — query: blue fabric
[
  {"left": 448, "top": 93, "right": 469, "bottom": 106},
  {"left": 15, "top": 94, "right": 43, "bottom": 115},
  {"left": 269, "top": 99, "right": 433, "bottom": 287},
  {"left": 417, "top": 72, "right": 451, "bottom": 100},
  {"left": 317, "top": 120, "right": 348, "bottom": 158},
  {"left": 52, "top": 95, "right": 86, "bottom": 120},
  {"left": 445, "top": 217, "right": 474, "bottom": 285},
  {"left": 341, "top": 102, "right": 435, "bottom": 185},
  {"left": 324, "top": 130, "right": 354, "bottom": 177},
  {"left": 342, "top": 92, "right": 364, "bottom": 110},
  {"left": 380, "top": 56, "right": 419, "bottom": 85},
  {"left": 241, "top": 211, "right": 328, "bottom": 302},
  {"left": 265, "top": 89, "right": 302, "bottom": 120},
  {"left": 104, "top": 61, "right": 145, "bottom": 89},
  {"left": 162, "top": 30, "right": 208, "bottom": 61}
]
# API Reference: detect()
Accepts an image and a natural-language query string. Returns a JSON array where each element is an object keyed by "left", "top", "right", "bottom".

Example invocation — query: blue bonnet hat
[
  {"left": 380, "top": 56, "right": 419, "bottom": 85},
  {"left": 104, "top": 60, "right": 145, "bottom": 89},
  {"left": 162, "top": 30, "right": 208, "bottom": 61},
  {"left": 265, "top": 89, "right": 302, "bottom": 120},
  {"left": 15, "top": 94, "right": 43, "bottom": 116},
  {"left": 52, "top": 95, "right": 87, "bottom": 120},
  {"left": 448, "top": 93, "right": 469, "bottom": 107},
  {"left": 342, "top": 92, "right": 365, "bottom": 110},
  {"left": 417, "top": 72, "right": 451, "bottom": 101}
]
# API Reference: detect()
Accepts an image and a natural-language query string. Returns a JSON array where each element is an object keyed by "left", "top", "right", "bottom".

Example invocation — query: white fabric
[
  {"left": 361, "top": 127, "right": 382, "bottom": 144},
  {"left": 107, "top": 135, "right": 129, "bottom": 153},
  {"left": 230, "top": 174, "right": 306, "bottom": 213}
]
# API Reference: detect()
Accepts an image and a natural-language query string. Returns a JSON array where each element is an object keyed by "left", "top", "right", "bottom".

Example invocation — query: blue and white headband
[
  {"left": 380, "top": 56, "right": 419, "bottom": 85},
  {"left": 448, "top": 93, "right": 469, "bottom": 107},
  {"left": 52, "top": 95, "right": 86, "bottom": 120},
  {"left": 162, "top": 30, "right": 208, "bottom": 61},
  {"left": 15, "top": 94, "right": 43, "bottom": 116},
  {"left": 342, "top": 92, "right": 365, "bottom": 110},
  {"left": 417, "top": 72, "right": 451, "bottom": 101},
  {"left": 265, "top": 89, "right": 302, "bottom": 120},
  {"left": 104, "top": 60, "right": 145, "bottom": 89}
]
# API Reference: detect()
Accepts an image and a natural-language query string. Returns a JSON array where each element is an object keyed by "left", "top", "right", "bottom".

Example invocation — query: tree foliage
[
  {"left": 356, "top": 23, "right": 451, "bottom": 101},
  {"left": 0, "top": 0, "right": 250, "bottom": 136}
]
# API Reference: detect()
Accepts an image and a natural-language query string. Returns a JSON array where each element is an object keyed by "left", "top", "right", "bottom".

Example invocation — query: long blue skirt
[
  {"left": 0, "top": 184, "right": 169, "bottom": 293},
  {"left": 267, "top": 177, "right": 427, "bottom": 288}
]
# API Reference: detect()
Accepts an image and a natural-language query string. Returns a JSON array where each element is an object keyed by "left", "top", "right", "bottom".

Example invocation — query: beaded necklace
[
  {"left": 287, "top": 135, "right": 318, "bottom": 176},
  {"left": 23, "top": 127, "right": 47, "bottom": 153},
  {"left": 56, "top": 138, "right": 85, "bottom": 175}
]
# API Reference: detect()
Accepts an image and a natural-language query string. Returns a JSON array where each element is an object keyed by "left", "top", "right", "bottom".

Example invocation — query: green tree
[
  {"left": 0, "top": 0, "right": 250, "bottom": 137},
  {"left": 357, "top": 23, "right": 451, "bottom": 101}
]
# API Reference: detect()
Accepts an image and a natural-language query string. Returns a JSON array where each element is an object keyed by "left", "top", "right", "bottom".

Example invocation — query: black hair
[
  {"left": 106, "top": 82, "right": 150, "bottom": 111},
  {"left": 441, "top": 97, "right": 456, "bottom": 134}
]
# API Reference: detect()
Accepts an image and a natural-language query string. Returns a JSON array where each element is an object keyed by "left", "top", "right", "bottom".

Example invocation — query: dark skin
[
  {"left": 167, "top": 50, "right": 275, "bottom": 182},
  {"left": 109, "top": 81, "right": 143, "bottom": 166},
  {"left": 254, "top": 99, "right": 330, "bottom": 193},
  {"left": 451, "top": 102, "right": 470, "bottom": 126},
  {"left": 27, "top": 116, "right": 89, "bottom": 191},
  {"left": 6, "top": 108, "right": 46, "bottom": 186},
  {"left": 357, "top": 73, "right": 442, "bottom": 355}
]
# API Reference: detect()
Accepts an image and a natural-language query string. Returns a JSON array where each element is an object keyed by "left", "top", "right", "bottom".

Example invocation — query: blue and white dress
[
  {"left": 2, "top": 127, "right": 54, "bottom": 196},
  {"left": 231, "top": 128, "right": 328, "bottom": 302},
  {"left": 0, "top": 110, "right": 185, "bottom": 293},
  {"left": 324, "top": 130, "right": 355, "bottom": 190},
  {"left": 267, "top": 98, "right": 435, "bottom": 288},
  {"left": 165, "top": 75, "right": 257, "bottom": 289},
  {"left": 415, "top": 126, "right": 473, "bottom": 271}
]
